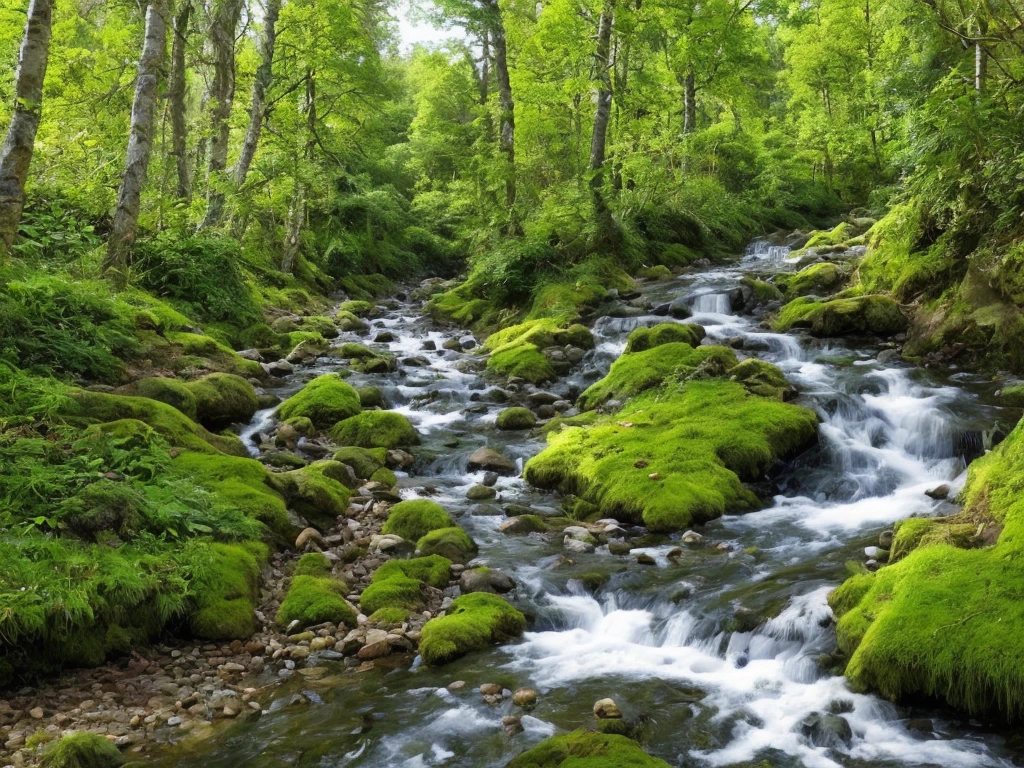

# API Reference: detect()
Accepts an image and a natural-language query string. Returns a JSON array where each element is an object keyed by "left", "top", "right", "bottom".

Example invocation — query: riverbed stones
[
  {"left": 513, "top": 688, "right": 537, "bottom": 708},
  {"left": 467, "top": 447, "right": 517, "bottom": 475},
  {"left": 467, "top": 484, "right": 497, "bottom": 500},
  {"left": 593, "top": 698, "right": 622, "bottom": 719},
  {"left": 798, "top": 711, "right": 853, "bottom": 748},
  {"left": 925, "top": 484, "right": 950, "bottom": 500}
]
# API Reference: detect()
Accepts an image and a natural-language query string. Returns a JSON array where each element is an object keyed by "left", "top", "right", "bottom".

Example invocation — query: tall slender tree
[
  {"left": 168, "top": 0, "right": 193, "bottom": 200},
  {"left": 104, "top": 0, "right": 169, "bottom": 283},
  {"left": 0, "top": 0, "right": 55, "bottom": 256},
  {"left": 234, "top": 0, "right": 281, "bottom": 191},
  {"left": 589, "top": 0, "right": 615, "bottom": 183}
]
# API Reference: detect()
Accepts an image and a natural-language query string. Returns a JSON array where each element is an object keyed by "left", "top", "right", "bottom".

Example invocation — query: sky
[{"left": 394, "top": 0, "right": 466, "bottom": 51}]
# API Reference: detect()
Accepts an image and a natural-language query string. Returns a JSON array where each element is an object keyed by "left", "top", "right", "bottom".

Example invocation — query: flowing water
[{"left": 154, "top": 242, "right": 1021, "bottom": 768}]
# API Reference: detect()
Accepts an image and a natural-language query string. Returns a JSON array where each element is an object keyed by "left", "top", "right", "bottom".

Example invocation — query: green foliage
[
  {"left": 276, "top": 374, "right": 362, "bottom": 429},
  {"left": 382, "top": 500, "right": 454, "bottom": 542},
  {"left": 418, "top": 593, "right": 526, "bottom": 665},
  {"left": 507, "top": 731, "right": 670, "bottom": 768},
  {"left": 40, "top": 732, "right": 125, "bottom": 768}
]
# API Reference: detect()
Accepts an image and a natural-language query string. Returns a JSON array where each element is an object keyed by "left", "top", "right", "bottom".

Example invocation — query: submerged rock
[{"left": 467, "top": 447, "right": 518, "bottom": 475}]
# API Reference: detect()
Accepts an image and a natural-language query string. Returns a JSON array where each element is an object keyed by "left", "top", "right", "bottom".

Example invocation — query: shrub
[{"left": 40, "top": 732, "right": 125, "bottom": 768}]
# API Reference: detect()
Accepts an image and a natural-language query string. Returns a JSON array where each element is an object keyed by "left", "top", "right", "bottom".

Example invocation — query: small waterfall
[
  {"left": 746, "top": 240, "right": 792, "bottom": 264},
  {"left": 692, "top": 292, "right": 732, "bottom": 315}
]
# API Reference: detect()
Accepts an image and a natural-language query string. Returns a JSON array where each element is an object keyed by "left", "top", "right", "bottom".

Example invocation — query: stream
[{"left": 155, "top": 242, "right": 1019, "bottom": 768}]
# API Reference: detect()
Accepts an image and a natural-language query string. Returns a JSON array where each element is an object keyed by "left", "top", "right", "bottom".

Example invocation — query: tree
[
  {"left": 234, "top": 0, "right": 281, "bottom": 192},
  {"left": 104, "top": 0, "right": 169, "bottom": 283},
  {"left": 199, "top": 0, "right": 245, "bottom": 228},
  {"left": 0, "top": 0, "right": 54, "bottom": 256},
  {"left": 168, "top": 0, "right": 193, "bottom": 201},
  {"left": 589, "top": 0, "right": 616, "bottom": 184}
]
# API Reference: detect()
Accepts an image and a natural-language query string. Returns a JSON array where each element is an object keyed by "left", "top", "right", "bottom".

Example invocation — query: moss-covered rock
[
  {"left": 382, "top": 500, "right": 454, "bottom": 542},
  {"left": 483, "top": 319, "right": 596, "bottom": 384},
  {"left": 506, "top": 730, "right": 670, "bottom": 767},
  {"left": 338, "top": 300, "right": 374, "bottom": 317},
  {"left": 624, "top": 323, "right": 706, "bottom": 354},
  {"left": 40, "top": 731, "right": 125, "bottom": 768},
  {"left": 186, "top": 373, "right": 258, "bottom": 428},
  {"left": 417, "top": 526, "right": 478, "bottom": 562},
  {"left": 336, "top": 309, "right": 369, "bottom": 332},
  {"left": 356, "top": 385, "right": 389, "bottom": 409},
  {"left": 780, "top": 262, "right": 845, "bottom": 299},
  {"left": 637, "top": 265, "right": 673, "bottom": 281},
  {"left": 276, "top": 374, "right": 361, "bottom": 429},
  {"left": 270, "top": 461, "right": 353, "bottom": 529},
  {"left": 333, "top": 446, "right": 389, "bottom": 480},
  {"left": 360, "top": 574, "right": 424, "bottom": 616},
  {"left": 372, "top": 555, "right": 452, "bottom": 588},
  {"left": 331, "top": 410, "right": 420, "bottom": 449},
  {"left": 728, "top": 358, "right": 792, "bottom": 400},
  {"left": 277, "top": 574, "right": 356, "bottom": 629},
  {"left": 527, "top": 380, "right": 818, "bottom": 532},
  {"left": 330, "top": 343, "right": 397, "bottom": 373},
  {"left": 190, "top": 543, "right": 263, "bottom": 640},
  {"left": 164, "top": 331, "right": 264, "bottom": 378},
  {"left": 829, "top": 416, "right": 1024, "bottom": 719},
  {"left": 496, "top": 407, "right": 538, "bottom": 430},
  {"left": 774, "top": 295, "right": 906, "bottom": 337},
  {"left": 419, "top": 593, "right": 526, "bottom": 665},
  {"left": 576, "top": 343, "right": 737, "bottom": 411},
  {"left": 134, "top": 377, "right": 198, "bottom": 421},
  {"left": 740, "top": 275, "right": 783, "bottom": 304}
]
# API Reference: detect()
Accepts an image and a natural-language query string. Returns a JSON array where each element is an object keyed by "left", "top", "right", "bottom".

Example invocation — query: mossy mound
[
  {"left": 774, "top": 295, "right": 906, "bottom": 337},
  {"left": 830, "top": 416, "right": 1024, "bottom": 719},
  {"left": 382, "top": 500, "right": 454, "bottom": 542},
  {"left": 40, "top": 731, "right": 125, "bottom": 768},
  {"left": 801, "top": 222, "right": 851, "bottom": 251},
  {"left": 270, "top": 461, "right": 353, "bottom": 529},
  {"left": 163, "top": 331, "right": 263, "bottom": 378},
  {"left": 331, "top": 342, "right": 397, "bottom": 373},
  {"left": 338, "top": 300, "right": 374, "bottom": 317},
  {"left": 526, "top": 380, "right": 818, "bottom": 532},
  {"left": 637, "top": 265, "right": 673, "bottom": 281},
  {"left": 276, "top": 374, "right": 362, "bottom": 429},
  {"left": 69, "top": 390, "right": 250, "bottom": 457},
  {"left": 333, "top": 446, "right": 387, "bottom": 478},
  {"left": 357, "top": 385, "right": 389, "bottom": 409},
  {"left": 190, "top": 543, "right": 264, "bottom": 640},
  {"left": 134, "top": 377, "right": 198, "bottom": 421},
  {"left": 360, "top": 574, "right": 424, "bottom": 615},
  {"left": 624, "top": 323, "right": 706, "bottom": 354},
  {"left": 780, "top": 262, "right": 845, "bottom": 299},
  {"left": 576, "top": 343, "right": 738, "bottom": 411},
  {"left": 506, "top": 731, "right": 670, "bottom": 767},
  {"left": 186, "top": 373, "right": 258, "bottom": 428},
  {"left": 417, "top": 526, "right": 478, "bottom": 562},
  {"left": 331, "top": 410, "right": 420, "bottom": 449},
  {"left": 277, "top": 574, "right": 356, "bottom": 629},
  {"left": 497, "top": 407, "right": 538, "bottom": 430},
  {"left": 373, "top": 555, "right": 452, "bottom": 589},
  {"left": 294, "top": 552, "right": 331, "bottom": 576},
  {"left": 728, "top": 358, "right": 792, "bottom": 400},
  {"left": 484, "top": 319, "right": 596, "bottom": 384},
  {"left": 740, "top": 275, "right": 783, "bottom": 303},
  {"left": 418, "top": 593, "right": 526, "bottom": 665},
  {"left": 336, "top": 309, "right": 369, "bottom": 332}
]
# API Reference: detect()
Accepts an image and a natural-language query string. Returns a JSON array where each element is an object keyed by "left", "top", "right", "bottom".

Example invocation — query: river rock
[
  {"left": 358, "top": 629, "right": 391, "bottom": 660},
  {"left": 480, "top": 683, "right": 503, "bottom": 696},
  {"left": 879, "top": 529, "right": 894, "bottom": 548},
  {"left": 264, "top": 359, "right": 295, "bottom": 377},
  {"left": 467, "top": 484, "right": 497, "bottom": 500},
  {"left": 669, "top": 298, "right": 692, "bottom": 319},
  {"left": 461, "top": 568, "right": 516, "bottom": 594},
  {"left": 681, "top": 530, "right": 704, "bottom": 547},
  {"left": 467, "top": 447, "right": 517, "bottom": 475},
  {"left": 513, "top": 688, "right": 537, "bottom": 708},
  {"left": 925, "top": 484, "right": 950, "bottom": 500},
  {"left": 797, "top": 711, "right": 853, "bottom": 748},
  {"left": 296, "top": 527, "right": 325, "bottom": 551},
  {"left": 593, "top": 698, "right": 622, "bottom": 719},
  {"left": 564, "top": 537, "right": 594, "bottom": 554},
  {"left": 608, "top": 540, "right": 632, "bottom": 555},
  {"left": 374, "top": 331, "right": 395, "bottom": 343},
  {"left": 482, "top": 471, "right": 499, "bottom": 487},
  {"left": 460, "top": 336, "right": 478, "bottom": 350}
]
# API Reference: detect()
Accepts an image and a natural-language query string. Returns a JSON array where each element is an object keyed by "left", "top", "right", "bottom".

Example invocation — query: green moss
[
  {"left": 998, "top": 384, "right": 1024, "bottom": 407},
  {"left": 69, "top": 390, "right": 249, "bottom": 457},
  {"left": 507, "top": 731, "right": 669, "bottom": 767},
  {"left": 357, "top": 385, "right": 389, "bottom": 409},
  {"left": 185, "top": 373, "right": 258, "bottom": 428},
  {"left": 335, "top": 310, "right": 369, "bottom": 332},
  {"left": 134, "top": 377, "right": 198, "bottom": 421},
  {"left": 276, "top": 374, "right": 362, "bottom": 429},
  {"left": 624, "top": 323, "right": 706, "bottom": 354},
  {"left": 741, "top": 275, "right": 783, "bottom": 303},
  {"left": 526, "top": 380, "right": 818, "bottom": 532},
  {"left": 637, "top": 265, "right": 673, "bottom": 281},
  {"left": 576, "top": 343, "right": 737, "bottom": 411},
  {"left": 190, "top": 543, "right": 263, "bottom": 640},
  {"left": 40, "top": 732, "right": 125, "bottom": 768},
  {"left": 338, "top": 300, "right": 374, "bottom": 316},
  {"left": 164, "top": 332, "right": 263, "bottom": 378},
  {"left": 277, "top": 575, "right": 356, "bottom": 629},
  {"left": 372, "top": 555, "right": 452, "bottom": 588},
  {"left": 501, "top": 514, "right": 551, "bottom": 534},
  {"left": 830, "top": 417, "right": 1024, "bottom": 719},
  {"left": 328, "top": 343, "right": 397, "bottom": 373},
  {"left": 369, "top": 607, "right": 409, "bottom": 624},
  {"left": 497, "top": 407, "right": 538, "bottom": 430},
  {"left": 270, "top": 461, "right": 353, "bottom": 529},
  {"left": 802, "top": 222, "right": 850, "bottom": 250},
  {"left": 333, "top": 446, "right": 389, "bottom": 479},
  {"left": 780, "top": 262, "right": 845, "bottom": 300},
  {"left": 774, "top": 295, "right": 906, "bottom": 337},
  {"left": 418, "top": 593, "right": 526, "bottom": 665},
  {"left": 382, "top": 500, "right": 454, "bottom": 542},
  {"left": 489, "top": 343, "right": 555, "bottom": 383},
  {"left": 416, "top": 526, "right": 478, "bottom": 562},
  {"left": 294, "top": 552, "right": 331, "bottom": 577},
  {"left": 331, "top": 410, "right": 420, "bottom": 449},
  {"left": 371, "top": 466, "right": 398, "bottom": 485},
  {"left": 483, "top": 318, "right": 595, "bottom": 384},
  {"left": 360, "top": 574, "right": 424, "bottom": 615},
  {"left": 728, "top": 358, "right": 792, "bottom": 400}
]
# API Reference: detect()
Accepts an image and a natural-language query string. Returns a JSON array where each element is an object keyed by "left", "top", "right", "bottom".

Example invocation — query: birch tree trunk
[
  {"left": 487, "top": 1, "right": 516, "bottom": 209},
  {"left": 281, "top": 71, "right": 315, "bottom": 274},
  {"left": 199, "top": 0, "right": 244, "bottom": 229},
  {"left": 234, "top": 0, "right": 280, "bottom": 190},
  {"left": 104, "top": 0, "right": 168, "bottom": 284},
  {"left": 589, "top": 0, "right": 615, "bottom": 184},
  {"left": 168, "top": 0, "right": 192, "bottom": 200},
  {"left": 682, "top": 66, "right": 696, "bottom": 134},
  {"left": 0, "top": 0, "right": 55, "bottom": 255}
]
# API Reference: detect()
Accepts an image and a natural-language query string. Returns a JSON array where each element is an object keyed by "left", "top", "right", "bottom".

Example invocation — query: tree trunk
[
  {"left": 234, "top": 0, "right": 280, "bottom": 190},
  {"left": 168, "top": 0, "right": 192, "bottom": 200},
  {"left": 975, "top": 19, "right": 987, "bottom": 93},
  {"left": 488, "top": 2, "right": 515, "bottom": 209},
  {"left": 682, "top": 66, "right": 696, "bottom": 134},
  {"left": 479, "top": 29, "right": 490, "bottom": 105},
  {"left": 281, "top": 71, "right": 316, "bottom": 274},
  {"left": 0, "top": 0, "right": 54, "bottom": 256},
  {"left": 199, "top": 0, "right": 244, "bottom": 229},
  {"left": 589, "top": 0, "right": 615, "bottom": 184},
  {"left": 104, "top": 0, "right": 168, "bottom": 283}
]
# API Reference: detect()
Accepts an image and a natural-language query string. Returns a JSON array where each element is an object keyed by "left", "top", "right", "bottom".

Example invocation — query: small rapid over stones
[{"left": 152, "top": 242, "right": 1019, "bottom": 768}]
